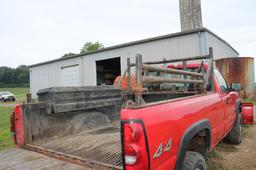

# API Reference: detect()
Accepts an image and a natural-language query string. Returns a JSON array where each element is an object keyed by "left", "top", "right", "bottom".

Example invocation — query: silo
[
  {"left": 215, "top": 57, "right": 255, "bottom": 99},
  {"left": 179, "top": 0, "right": 203, "bottom": 31}
]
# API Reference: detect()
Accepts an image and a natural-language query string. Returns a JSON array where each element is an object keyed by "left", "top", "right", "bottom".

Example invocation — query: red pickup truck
[
  {"left": 7, "top": 49, "right": 254, "bottom": 170},
  {"left": 121, "top": 68, "right": 243, "bottom": 170}
]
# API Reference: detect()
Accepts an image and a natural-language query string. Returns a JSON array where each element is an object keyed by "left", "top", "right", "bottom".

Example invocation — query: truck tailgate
[
  {"left": 30, "top": 122, "right": 122, "bottom": 169},
  {"left": 0, "top": 148, "right": 86, "bottom": 170}
]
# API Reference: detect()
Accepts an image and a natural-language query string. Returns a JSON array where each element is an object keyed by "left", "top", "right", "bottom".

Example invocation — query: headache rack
[{"left": 119, "top": 47, "right": 214, "bottom": 106}]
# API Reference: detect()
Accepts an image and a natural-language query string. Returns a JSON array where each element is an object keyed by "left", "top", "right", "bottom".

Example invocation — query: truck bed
[
  {"left": 31, "top": 122, "right": 122, "bottom": 169},
  {"left": 11, "top": 85, "right": 198, "bottom": 169},
  {"left": 0, "top": 148, "right": 86, "bottom": 170}
]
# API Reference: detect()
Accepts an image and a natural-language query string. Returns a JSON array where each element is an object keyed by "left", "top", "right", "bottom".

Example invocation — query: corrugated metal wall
[
  {"left": 30, "top": 57, "right": 83, "bottom": 98},
  {"left": 29, "top": 31, "right": 238, "bottom": 98},
  {"left": 83, "top": 33, "right": 202, "bottom": 86},
  {"left": 207, "top": 33, "right": 238, "bottom": 58}
]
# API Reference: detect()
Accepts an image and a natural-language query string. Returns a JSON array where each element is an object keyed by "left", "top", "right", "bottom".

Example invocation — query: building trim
[{"left": 29, "top": 27, "right": 239, "bottom": 68}]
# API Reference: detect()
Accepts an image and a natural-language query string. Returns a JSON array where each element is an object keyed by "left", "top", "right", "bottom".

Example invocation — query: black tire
[
  {"left": 224, "top": 114, "right": 243, "bottom": 144},
  {"left": 12, "top": 97, "right": 15, "bottom": 101},
  {"left": 2, "top": 98, "right": 6, "bottom": 102},
  {"left": 182, "top": 151, "right": 206, "bottom": 170}
]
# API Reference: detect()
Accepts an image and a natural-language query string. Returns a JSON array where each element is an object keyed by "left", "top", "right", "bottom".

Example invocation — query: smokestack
[{"left": 179, "top": 0, "right": 203, "bottom": 31}]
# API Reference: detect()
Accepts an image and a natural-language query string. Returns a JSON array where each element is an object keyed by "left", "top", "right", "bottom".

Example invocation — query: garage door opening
[{"left": 96, "top": 57, "right": 121, "bottom": 85}]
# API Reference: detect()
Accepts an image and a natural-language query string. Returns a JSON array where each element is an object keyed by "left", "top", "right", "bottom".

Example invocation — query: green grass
[
  {"left": 0, "top": 107, "right": 14, "bottom": 151},
  {"left": 243, "top": 98, "right": 256, "bottom": 105},
  {"left": 0, "top": 87, "right": 29, "bottom": 103},
  {"left": 206, "top": 147, "right": 228, "bottom": 170}
]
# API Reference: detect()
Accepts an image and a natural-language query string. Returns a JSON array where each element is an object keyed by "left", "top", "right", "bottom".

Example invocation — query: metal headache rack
[{"left": 119, "top": 47, "right": 214, "bottom": 106}]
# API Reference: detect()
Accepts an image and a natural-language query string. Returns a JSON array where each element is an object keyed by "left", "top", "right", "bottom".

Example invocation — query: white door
[{"left": 61, "top": 65, "right": 80, "bottom": 86}]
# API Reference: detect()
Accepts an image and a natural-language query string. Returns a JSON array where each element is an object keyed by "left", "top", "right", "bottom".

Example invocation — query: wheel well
[
  {"left": 187, "top": 129, "right": 210, "bottom": 158},
  {"left": 175, "top": 120, "right": 211, "bottom": 170}
]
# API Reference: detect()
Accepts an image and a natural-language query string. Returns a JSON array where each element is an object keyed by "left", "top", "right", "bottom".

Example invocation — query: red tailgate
[{"left": 10, "top": 105, "right": 25, "bottom": 146}]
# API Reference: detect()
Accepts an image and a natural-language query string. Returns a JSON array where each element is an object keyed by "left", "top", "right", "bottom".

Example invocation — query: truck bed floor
[
  {"left": 0, "top": 148, "right": 86, "bottom": 170},
  {"left": 32, "top": 122, "right": 122, "bottom": 169}
]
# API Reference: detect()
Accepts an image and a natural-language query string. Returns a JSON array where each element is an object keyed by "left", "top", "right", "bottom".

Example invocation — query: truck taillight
[{"left": 122, "top": 121, "right": 149, "bottom": 170}]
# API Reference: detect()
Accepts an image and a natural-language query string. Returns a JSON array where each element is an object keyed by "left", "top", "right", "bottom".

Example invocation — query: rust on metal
[
  {"left": 127, "top": 57, "right": 131, "bottom": 92},
  {"left": 118, "top": 48, "right": 214, "bottom": 106},
  {"left": 142, "top": 76, "right": 204, "bottom": 84},
  {"left": 215, "top": 57, "right": 255, "bottom": 99},
  {"left": 143, "top": 54, "right": 210, "bottom": 65},
  {"left": 142, "top": 64, "right": 204, "bottom": 77},
  {"left": 135, "top": 53, "right": 145, "bottom": 105}
]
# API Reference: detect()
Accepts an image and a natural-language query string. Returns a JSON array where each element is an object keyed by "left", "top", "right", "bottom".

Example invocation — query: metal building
[{"left": 29, "top": 28, "right": 239, "bottom": 98}]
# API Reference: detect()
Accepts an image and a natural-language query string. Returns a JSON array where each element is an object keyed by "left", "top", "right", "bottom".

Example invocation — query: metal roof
[{"left": 29, "top": 27, "right": 239, "bottom": 68}]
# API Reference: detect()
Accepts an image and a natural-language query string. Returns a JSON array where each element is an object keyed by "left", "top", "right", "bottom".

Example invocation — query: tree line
[
  {"left": 0, "top": 65, "right": 29, "bottom": 87},
  {"left": 0, "top": 41, "right": 103, "bottom": 87}
]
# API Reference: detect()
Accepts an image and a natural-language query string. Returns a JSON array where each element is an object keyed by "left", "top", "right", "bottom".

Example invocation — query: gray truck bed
[
  {"left": 31, "top": 122, "right": 122, "bottom": 169},
  {"left": 0, "top": 122, "right": 121, "bottom": 170},
  {"left": 0, "top": 148, "right": 86, "bottom": 170}
]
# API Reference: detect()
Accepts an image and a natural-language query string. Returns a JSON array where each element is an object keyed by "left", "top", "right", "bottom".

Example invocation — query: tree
[
  {"left": 61, "top": 53, "right": 76, "bottom": 59},
  {"left": 0, "top": 65, "right": 29, "bottom": 87},
  {"left": 80, "top": 41, "right": 104, "bottom": 54},
  {"left": 0, "top": 67, "right": 15, "bottom": 85},
  {"left": 15, "top": 65, "right": 29, "bottom": 84}
]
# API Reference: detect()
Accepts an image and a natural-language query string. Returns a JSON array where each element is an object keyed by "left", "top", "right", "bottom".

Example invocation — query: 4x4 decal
[{"left": 153, "top": 138, "right": 172, "bottom": 159}]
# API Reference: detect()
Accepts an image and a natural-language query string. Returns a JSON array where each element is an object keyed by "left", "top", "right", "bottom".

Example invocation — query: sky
[{"left": 0, "top": 0, "right": 256, "bottom": 69}]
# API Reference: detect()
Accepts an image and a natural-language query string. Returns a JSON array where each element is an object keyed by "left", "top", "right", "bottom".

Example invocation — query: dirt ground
[{"left": 207, "top": 110, "right": 256, "bottom": 170}]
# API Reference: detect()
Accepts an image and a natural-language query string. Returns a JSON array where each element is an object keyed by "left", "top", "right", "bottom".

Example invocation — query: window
[{"left": 214, "top": 69, "right": 228, "bottom": 91}]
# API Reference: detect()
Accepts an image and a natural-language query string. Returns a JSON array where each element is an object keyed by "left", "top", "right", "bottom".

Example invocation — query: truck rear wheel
[
  {"left": 182, "top": 151, "right": 206, "bottom": 170},
  {"left": 224, "top": 114, "right": 242, "bottom": 144}
]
